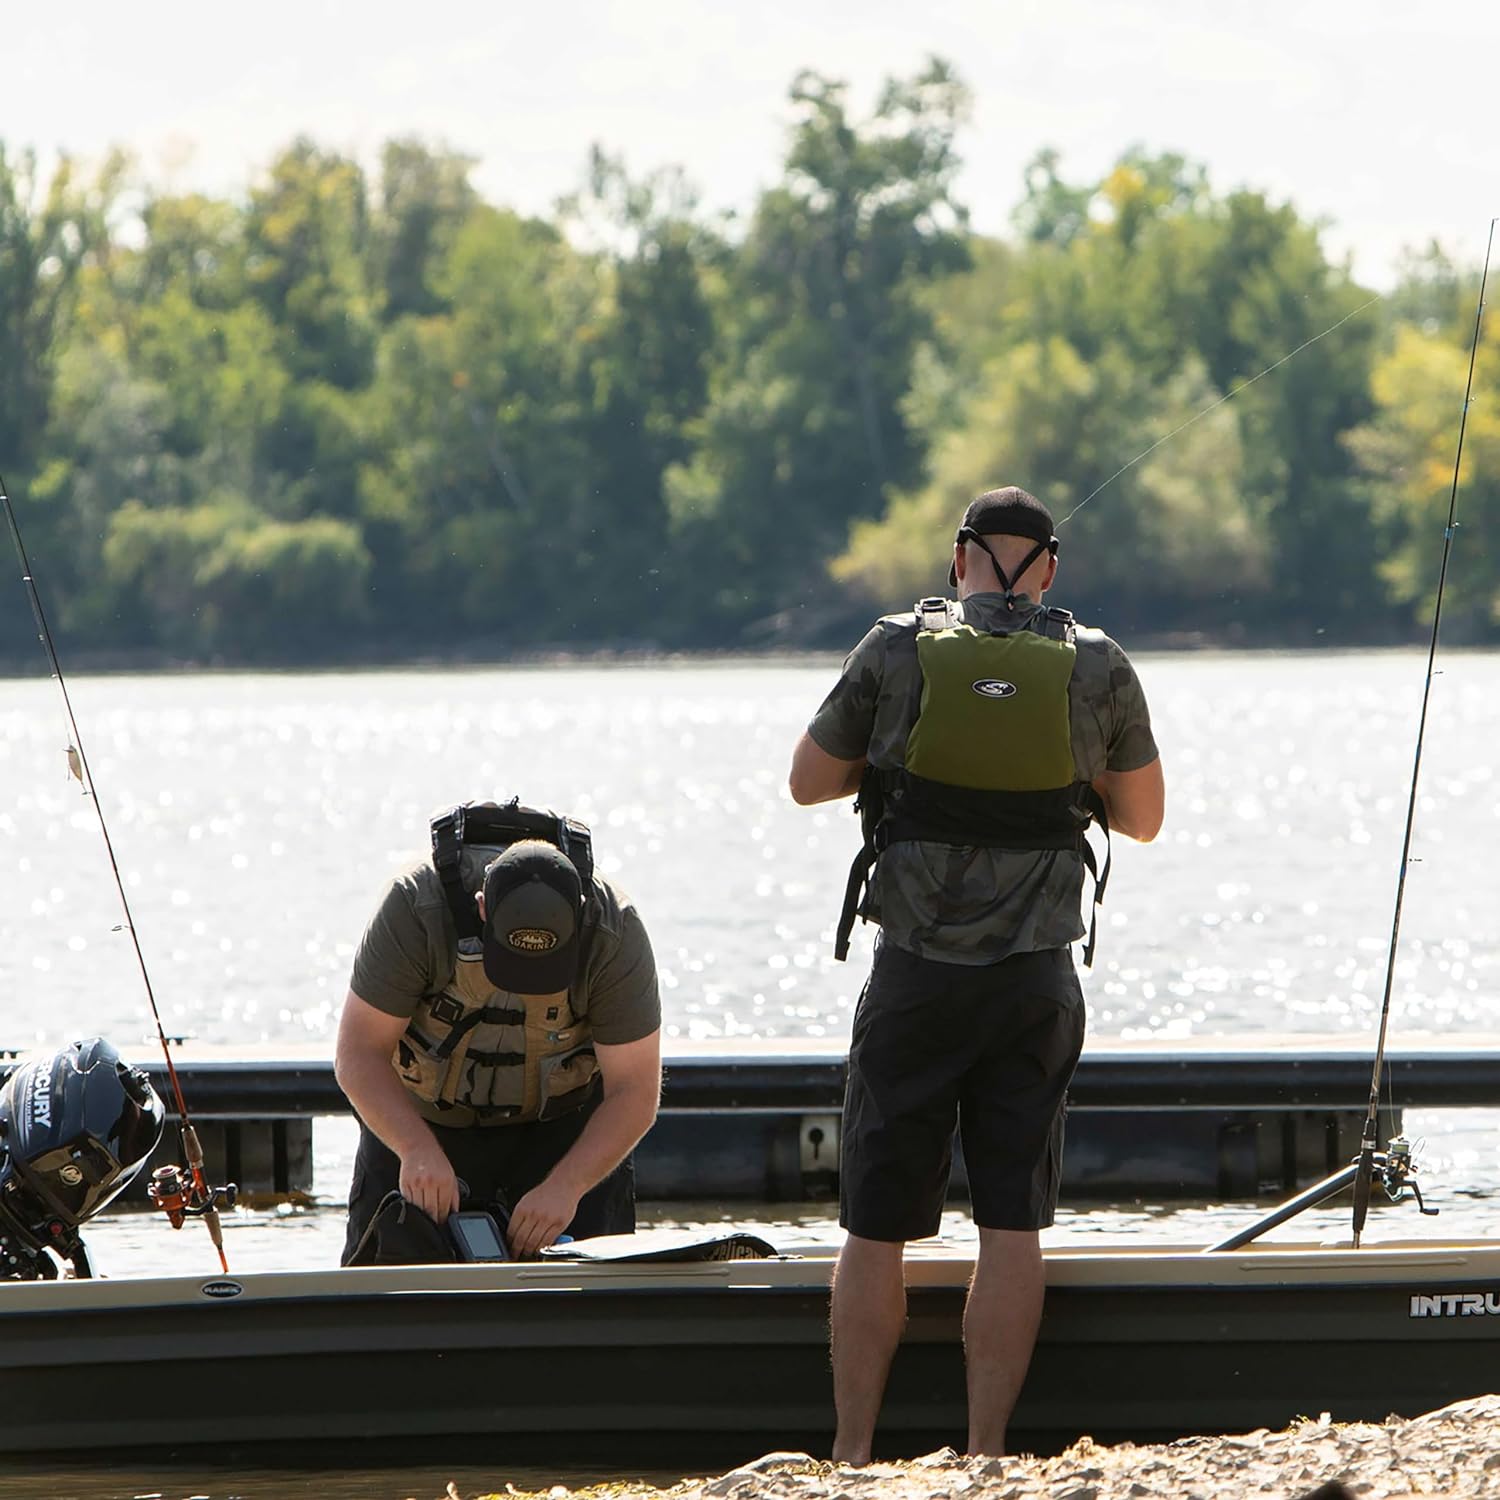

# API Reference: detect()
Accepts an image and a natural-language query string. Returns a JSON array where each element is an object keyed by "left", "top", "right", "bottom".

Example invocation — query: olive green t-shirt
[
  {"left": 350, "top": 851, "right": 661, "bottom": 1045},
  {"left": 808, "top": 592, "right": 1159, "bottom": 965}
]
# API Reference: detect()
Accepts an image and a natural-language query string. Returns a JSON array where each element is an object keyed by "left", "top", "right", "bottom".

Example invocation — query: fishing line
[
  {"left": 1350, "top": 217, "right": 1496, "bottom": 1247},
  {"left": 0, "top": 472, "right": 230, "bottom": 1271},
  {"left": 1054, "top": 293, "right": 1383, "bottom": 528}
]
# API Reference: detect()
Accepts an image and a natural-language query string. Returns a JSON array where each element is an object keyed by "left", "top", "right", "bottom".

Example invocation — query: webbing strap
[
  {"left": 463, "top": 1048, "right": 527, "bottom": 1069},
  {"left": 1077, "top": 786, "right": 1111, "bottom": 968},
  {"left": 834, "top": 842, "right": 878, "bottom": 962},
  {"left": 957, "top": 529, "right": 1054, "bottom": 612},
  {"left": 427, "top": 1003, "right": 526, "bottom": 1063},
  {"left": 431, "top": 805, "right": 480, "bottom": 942},
  {"left": 835, "top": 774, "right": 1114, "bottom": 967}
]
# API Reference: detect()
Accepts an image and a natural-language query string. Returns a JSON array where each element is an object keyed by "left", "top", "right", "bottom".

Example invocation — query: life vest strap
[
  {"left": 418, "top": 1002, "right": 527, "bottom": 1064},
  {"left": 1077, "top": 785, "right": 1111, "bottom": 968},
  {"left": 879, "top": 772, "right": 1089, "bottom": 852},
  {"left": 426, "top": 994, "right": 525, "bottom": 1029},
  {"left": 833, "top": 771, "right": 1111, "bottom": 968},
  {"left": 462, "top": 1048, "right": 527, "bottom": 1069},
  {"left": 834, "top": 767, "right": 888, "bottom": 962},
  {"left": 834, "top": 842, "right": 878, "bottom": 962}
]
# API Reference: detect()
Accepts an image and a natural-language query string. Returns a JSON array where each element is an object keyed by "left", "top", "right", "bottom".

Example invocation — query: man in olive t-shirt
[{"left": 335, "top": 830, "right": 661, "bottom": 1262}]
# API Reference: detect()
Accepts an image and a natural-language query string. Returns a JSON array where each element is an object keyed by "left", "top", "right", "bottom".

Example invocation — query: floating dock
[{"left": 41, "top": 1036, "right": 1492, "bottom": 1203}]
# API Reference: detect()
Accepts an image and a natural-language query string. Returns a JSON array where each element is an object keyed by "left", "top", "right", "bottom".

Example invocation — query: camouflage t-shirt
[{"left": 807, "top": 591, "right": 1159, "bottom": 965}]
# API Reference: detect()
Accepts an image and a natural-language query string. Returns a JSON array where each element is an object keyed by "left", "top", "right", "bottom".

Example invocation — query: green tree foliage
[
  {"left": 665, "top": 60, "right": 971, "bottom": 631},
  {"left": 0, "top": 147, "right": 121, "bottom": 475},
  {"left": 244, "top": 140, "right": 377, "bottom": 391},
  {"left": 373, "top": 140, "right": 478, "bottom": 322},
  {"left": 0, "top": 64, "right": 1489, "bottom": 664},
  {"left": 103, "top": 500, "right": 371, "bottom": 655},
  {"left": 563, "top": 150, "right": 718, "bottom": 630},
  {"left": 1349, "top": 320, "right": 1500, "bottom": 637},
  {"left": 838, "top": 149, "right": 1381, "bottom": 638},
  {"left": 357, "top": 205, "right": 603, "bottom": 638}
]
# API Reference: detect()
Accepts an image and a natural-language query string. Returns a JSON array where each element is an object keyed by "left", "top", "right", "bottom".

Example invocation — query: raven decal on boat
[
  {"left": 1409, "top": 1292, "right": 1500, "bottom": 1317},
  {"left": 200, "top": 1279, "right": 244, "bottom": 1299}
]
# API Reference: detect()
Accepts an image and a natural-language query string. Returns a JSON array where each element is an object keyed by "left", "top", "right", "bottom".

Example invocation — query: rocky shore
[{"left": 484, "top": 1395, "right": 1500, "bottom": 1500}]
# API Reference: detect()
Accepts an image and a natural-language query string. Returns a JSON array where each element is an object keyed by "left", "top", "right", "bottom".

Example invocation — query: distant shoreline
[{"left": 0, "top": 634, "right": 1465, "bottom": 682}]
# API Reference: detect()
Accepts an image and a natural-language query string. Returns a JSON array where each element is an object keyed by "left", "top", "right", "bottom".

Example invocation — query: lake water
[
  {"left": 4, "top": 650, "right": 1495, "bottom": 1048},
  {"left": 1, "top": 652, "right": 1498, "bottom": 1496},
  {"left": 1, "top": 653, "right": 1497, "bottom": 1236}
]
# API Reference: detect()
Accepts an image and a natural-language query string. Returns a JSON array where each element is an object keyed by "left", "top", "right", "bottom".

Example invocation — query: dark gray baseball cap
[{"left": 481, "top": 841, "right": 583, "bottom": 994}]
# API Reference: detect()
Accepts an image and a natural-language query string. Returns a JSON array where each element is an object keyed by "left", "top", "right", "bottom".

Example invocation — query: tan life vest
[
  {"left": 393, "top": 951, "right": 600, "bottom": 1123},
  {"left": 393, "top": 808, "right": 602, "bottom": 1123}
]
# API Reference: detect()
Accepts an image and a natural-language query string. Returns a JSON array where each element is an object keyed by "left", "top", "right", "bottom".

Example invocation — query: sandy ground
[{"left": 484, "top": 1395, "right": 1500, "bottom": 1500}]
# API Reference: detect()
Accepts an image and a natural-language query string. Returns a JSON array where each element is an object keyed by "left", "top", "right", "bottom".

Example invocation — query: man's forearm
[
  {"left": 336, "top": 1050, "right": 441, "bottom": 1161},
  {"left": 546, "top": 1085, "right": 658, "bottom": 1198}
]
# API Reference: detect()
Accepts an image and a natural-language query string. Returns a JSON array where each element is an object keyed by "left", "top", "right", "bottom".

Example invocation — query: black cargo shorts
[{"left": 839, "top": 941, "right": 1085, "bottom": 1242}]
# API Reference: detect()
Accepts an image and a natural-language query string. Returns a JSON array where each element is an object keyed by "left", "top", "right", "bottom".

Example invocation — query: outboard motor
[{"left": 0, "top": 1038, "right": 164, "bottom": 1280}]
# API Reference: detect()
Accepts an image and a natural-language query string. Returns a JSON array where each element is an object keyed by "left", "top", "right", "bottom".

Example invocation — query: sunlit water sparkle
[{"left": 2, "top": 652, "right": 1498, "bottom": 1261}]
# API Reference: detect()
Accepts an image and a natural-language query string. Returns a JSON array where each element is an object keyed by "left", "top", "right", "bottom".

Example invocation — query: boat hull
[{"left": 2, "top": 1242, "right": 1497, "bottom": 1463}]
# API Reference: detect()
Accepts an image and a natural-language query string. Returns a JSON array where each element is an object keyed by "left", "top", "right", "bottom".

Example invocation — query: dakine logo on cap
[
  {"left": 508, "top": 927, "right": 559, "bottom": 952},
  {"left": 972, "top": 679, "right": 1018, "bottom": 699}
]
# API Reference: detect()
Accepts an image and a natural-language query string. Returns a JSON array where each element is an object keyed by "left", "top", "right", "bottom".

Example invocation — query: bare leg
[
  {"left": 830, "top": 1233, "right": 907, "bottom": 1464},
  {"left": 964, "top": 1227, "right": 1045, "bottom": 1456}
]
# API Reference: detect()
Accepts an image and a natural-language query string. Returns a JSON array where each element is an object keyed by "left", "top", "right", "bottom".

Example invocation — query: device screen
[{"left": 449, "top": 1211, "right": 508, "bottom": 1261}]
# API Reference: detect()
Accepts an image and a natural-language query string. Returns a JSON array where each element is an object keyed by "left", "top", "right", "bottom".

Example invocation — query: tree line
[{"left": 1, "top": 60, "right": 1494, "bottom": 665}]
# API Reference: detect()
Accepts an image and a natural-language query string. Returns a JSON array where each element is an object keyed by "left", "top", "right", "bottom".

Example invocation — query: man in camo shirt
[{"left": 789, "top": 486, "right": 1164, "bottom": 1461}]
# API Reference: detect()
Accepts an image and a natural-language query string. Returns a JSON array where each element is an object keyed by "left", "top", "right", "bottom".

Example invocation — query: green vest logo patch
[
  {"left": 508, "top": 927, "right": 559, "bottom": 952},
  {"left": 971, "top": 679, "right": 1018, "bottom": 699}
]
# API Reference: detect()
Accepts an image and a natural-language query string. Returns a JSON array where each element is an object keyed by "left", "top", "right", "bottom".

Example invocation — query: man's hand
[
  {"left": 507, "top": 1176, "right": 583, "bottom": 1257},
  {"left": 398, "top": 1141, "right": 461, "bottom": 1226},
  {"left": 335, "top": 989, "right": 461, "bottom": 1225}
]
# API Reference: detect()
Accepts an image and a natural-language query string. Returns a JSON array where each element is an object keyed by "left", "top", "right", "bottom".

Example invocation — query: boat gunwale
[{"left": 1, "top": 1237, "right": 1498, "bottom": 1312}]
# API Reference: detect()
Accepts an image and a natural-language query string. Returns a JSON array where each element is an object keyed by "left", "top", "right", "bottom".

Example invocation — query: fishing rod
[
  {"left": 1056, "top": 292, "right": 1384, "bottom": 528},
  {"left": 1036, "top": 227, "right": 1495, "bottom": 1244},
  {"left": 1351, "top": 218, "right": 1496, "bottom": 1247},
  {"left": 0, "top": 472, "right": 234, "bottom": 1272}
]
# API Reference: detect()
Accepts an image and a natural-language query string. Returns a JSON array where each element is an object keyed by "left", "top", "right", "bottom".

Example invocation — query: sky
[{"left": 5, "top": 0, "right": 1498, "bottom": 287}]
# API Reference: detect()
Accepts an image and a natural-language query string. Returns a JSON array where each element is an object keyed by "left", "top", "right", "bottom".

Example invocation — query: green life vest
[
  {"left": 906, "top": 616, "right": 1078, "bottom": 790},
  {"left": 834, "top": 599, "right": 1110, "bottom": 964},
  {"left": 391, "top": 800, "right": 601, "bottom": 1125}
]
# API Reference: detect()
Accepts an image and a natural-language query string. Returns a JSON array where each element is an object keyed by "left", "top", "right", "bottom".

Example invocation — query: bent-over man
[{"left": 335, "top": 799, "right": 661, "bottom": 1262}]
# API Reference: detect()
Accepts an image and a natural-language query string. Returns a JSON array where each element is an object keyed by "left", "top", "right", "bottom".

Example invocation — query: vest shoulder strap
[
  {"left": 912, "top": 597, "right": 1076, "bottom": 644},
  {"left": 913, "top": 596, "right": 959, "bottom": 633},
  {"left": 1041, "top": 605, "right": 1076, "bottom": 643}
]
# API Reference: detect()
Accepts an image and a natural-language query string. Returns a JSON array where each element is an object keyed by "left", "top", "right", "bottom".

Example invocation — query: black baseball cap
[
  {"left": 949, "top": 486, "right": 1058, "bottom": 586},
  {"left": 481, "top": 841, "right": 584, "bottom": 994}
]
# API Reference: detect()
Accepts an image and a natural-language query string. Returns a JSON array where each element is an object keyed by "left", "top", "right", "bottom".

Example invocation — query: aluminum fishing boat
[
  {"left": 3, "top": 1039, "right": 1496, "bottom": 1464},
  {"left": 2, "top": 1232, "right": 1500, "bottom": 1464}
]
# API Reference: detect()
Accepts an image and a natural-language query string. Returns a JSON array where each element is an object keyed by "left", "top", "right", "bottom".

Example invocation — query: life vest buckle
[{"left": 429, "top": 995, "right": 464, "bottom": 1026}]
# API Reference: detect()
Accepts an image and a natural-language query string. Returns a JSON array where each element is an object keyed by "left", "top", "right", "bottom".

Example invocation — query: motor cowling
[{"left": 0, "top": 1037, "right": 164, "bottom": 1279}]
